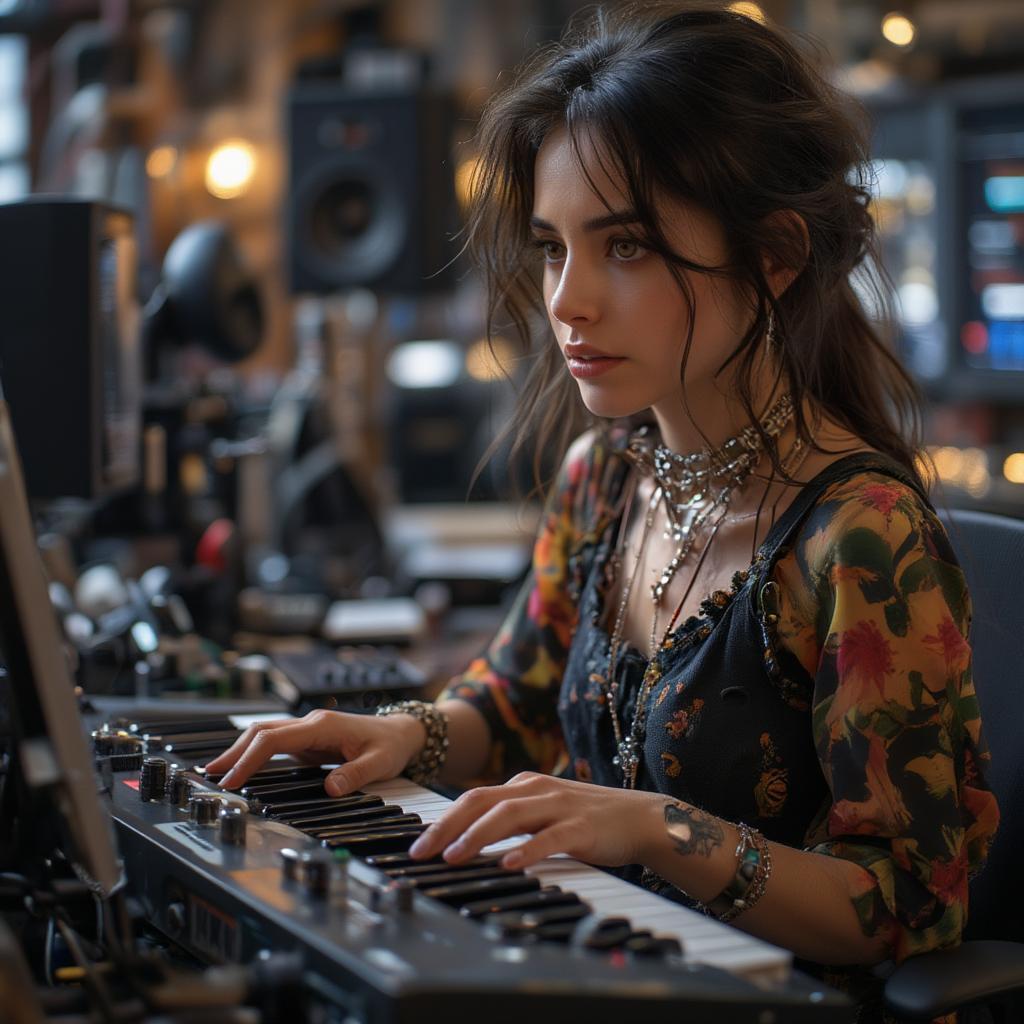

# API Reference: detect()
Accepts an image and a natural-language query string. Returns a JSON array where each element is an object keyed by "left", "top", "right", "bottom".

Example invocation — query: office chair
[{"left": 884, "top": 508, "right": 1024, "bottom": 1020}]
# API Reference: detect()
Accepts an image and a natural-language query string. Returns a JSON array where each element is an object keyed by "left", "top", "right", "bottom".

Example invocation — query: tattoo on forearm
[{"left": 664, "top": 802, "right": 725, "bottom": 858}]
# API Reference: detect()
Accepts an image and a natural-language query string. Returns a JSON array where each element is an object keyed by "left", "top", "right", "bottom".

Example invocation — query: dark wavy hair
[{"left": 465, "top": 1, "right": 924, "bottom": 495}]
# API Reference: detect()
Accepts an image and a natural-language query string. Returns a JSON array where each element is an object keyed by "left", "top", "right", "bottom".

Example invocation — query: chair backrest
[{"left": 938, "top": 508, "right": 1024, "bottom": 942}]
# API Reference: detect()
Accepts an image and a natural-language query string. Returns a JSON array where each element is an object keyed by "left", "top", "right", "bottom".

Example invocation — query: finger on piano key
[
  {"left": 205, "top": 717, "right": 312, "bottom": 787},
  {"left": 206, "top": 765, "right": 329, "bottom": 787}
]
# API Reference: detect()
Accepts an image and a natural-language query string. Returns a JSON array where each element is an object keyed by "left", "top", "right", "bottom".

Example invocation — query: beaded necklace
[{"left": 605, "top": 399, "right": 807, "bottom": 788}]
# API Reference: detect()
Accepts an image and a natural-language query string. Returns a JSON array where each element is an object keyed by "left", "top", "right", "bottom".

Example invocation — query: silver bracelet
[{"left": 375, "top": 699, "right": 449, "bottom": 786}]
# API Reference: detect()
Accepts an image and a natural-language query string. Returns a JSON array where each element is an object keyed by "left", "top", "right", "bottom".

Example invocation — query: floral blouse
[{"left": 439, "top": 428, "right": 998, "bottom": 1021}]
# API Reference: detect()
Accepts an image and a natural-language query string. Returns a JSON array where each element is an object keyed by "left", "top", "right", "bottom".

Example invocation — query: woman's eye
[
  {"left": 611, "top": 238, "right": 645, "bottom": 261},
  {"left": 539, "top": 241, "right": 564, "bottom": 262}
]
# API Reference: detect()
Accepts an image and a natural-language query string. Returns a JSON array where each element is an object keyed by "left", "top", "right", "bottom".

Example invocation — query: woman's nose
[{"left": 548, "top": 257, "right": 600, "bottom": 326}]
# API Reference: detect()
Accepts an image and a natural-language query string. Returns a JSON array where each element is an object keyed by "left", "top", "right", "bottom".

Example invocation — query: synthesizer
[{"left": 101, "top": 713, "right": 853, "bottom": 1022}]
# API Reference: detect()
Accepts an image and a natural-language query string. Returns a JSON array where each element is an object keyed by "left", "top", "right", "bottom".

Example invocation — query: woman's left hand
[{"left": 408, "top": 772, "right": 660, "bottom": 870}]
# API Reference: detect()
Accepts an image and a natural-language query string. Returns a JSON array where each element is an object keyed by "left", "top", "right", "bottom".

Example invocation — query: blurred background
[{"left": 0, "top": 0, "right": 1021, "bottom": 704}]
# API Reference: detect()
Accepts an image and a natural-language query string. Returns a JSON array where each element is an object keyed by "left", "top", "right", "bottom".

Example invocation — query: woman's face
[{"left": 532, "top": 129, "right": 752, "bottom": 431}]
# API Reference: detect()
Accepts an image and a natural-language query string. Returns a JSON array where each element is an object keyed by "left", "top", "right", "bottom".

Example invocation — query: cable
[{"left": 54, "top": 917, "right": 119, "bottom": 1023}]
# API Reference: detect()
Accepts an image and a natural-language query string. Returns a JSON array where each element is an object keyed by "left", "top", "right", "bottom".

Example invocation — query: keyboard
[{"left": 99, "top": 713, "right": 852, "bottom": 1021}]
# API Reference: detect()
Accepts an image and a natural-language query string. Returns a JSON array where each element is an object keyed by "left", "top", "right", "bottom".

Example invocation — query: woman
[{"left": 207, "top": 5, "right": 997, "bottom": 1019}]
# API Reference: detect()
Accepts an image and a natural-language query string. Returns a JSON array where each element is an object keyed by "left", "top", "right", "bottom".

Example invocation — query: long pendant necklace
[{"left": 606, "top": 404, "right": 808, "bottom": 788}]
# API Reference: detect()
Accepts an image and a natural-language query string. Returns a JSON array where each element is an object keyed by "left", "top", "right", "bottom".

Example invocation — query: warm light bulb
[
  {"left": 146, "top": 145, "right": 177, "bottom": 179},
  {"left": 1004, "top": 453, "right": 1024, "bottom": 484},
  {"left": 205, "top": 140, "right": 256, "bottom": 199},
  {"left": 881, "top": 12, "right": 915, "bottom": 47}
]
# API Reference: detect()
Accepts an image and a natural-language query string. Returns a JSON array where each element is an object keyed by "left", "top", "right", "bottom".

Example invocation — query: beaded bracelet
[
  {"left": 703, "top": 823, "right": 772, "bottom": 924},
  {"left": 375, "top": 699, "right": 449, "bottom": 786}
]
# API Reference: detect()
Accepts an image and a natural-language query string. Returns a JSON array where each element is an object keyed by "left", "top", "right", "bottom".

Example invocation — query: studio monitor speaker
[{"left": 286, "top": 84, "right": 458, "bottom": 295}]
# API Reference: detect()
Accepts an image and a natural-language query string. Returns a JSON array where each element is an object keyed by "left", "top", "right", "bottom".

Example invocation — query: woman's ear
[{"left": 760, "top": 210, "right": 809, "bottom": 298}]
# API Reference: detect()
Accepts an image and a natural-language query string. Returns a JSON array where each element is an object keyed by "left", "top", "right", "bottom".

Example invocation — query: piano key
[
  {"left": 421, "top": 874, "right": 541, "bottom": 907},
  {"left": 262, "top": 795, "right": 380, "bottom": 818},
  {"left": 241, "top": 781, "right": 333, "bottom": 804},
  {"left": 207, "top": 765, "right": 329, "bottom": 785},
  {"left": 403, "top": 866, "right": 519, "bottom": 889},
  {"left": 310, "top": 815, "right": 423, "bottom": 840},
  {"left": 285, "top": 804, "right": 403, "bottom": 830},
  {"left": 144, "top": 729, "right": 241, "bottom": 747},
  {"left": 125, "top": 717, "right": 236, "bottom": 735},
  {"left": 380, "top": 857, "right": 503, "bottom": 878},
  {"left": 459, "top": 887, "right": 582, "bottom": 920},
  {"left": 518, "top": 903, "right": 592, "bottom": 927},
  {"left": 161, "top": 739, "right": 242, "bottom": 755},
  {"left": 321, "top": 825, "right": 429, "bottom": 854}
]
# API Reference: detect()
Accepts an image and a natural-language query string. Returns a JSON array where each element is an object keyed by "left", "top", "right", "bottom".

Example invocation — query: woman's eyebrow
[{"left": 529, "top": 210, "right": 641, "bottom": 233}]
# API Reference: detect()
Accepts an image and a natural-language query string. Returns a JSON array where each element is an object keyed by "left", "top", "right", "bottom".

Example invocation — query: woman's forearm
[
  {"left": 434, "top": 699, "right": 493, "bottom": 785},
  {"left": 637, "top": 798, "right": 891, "bottom": 966}
]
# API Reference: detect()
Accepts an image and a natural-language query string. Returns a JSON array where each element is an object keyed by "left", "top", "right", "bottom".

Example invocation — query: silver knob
[
  {"left": 188, "top": 793, "right": 220, "bottom": 826},
  {"left": 219, "top": 806, "right": 247, "bottom": 846}
]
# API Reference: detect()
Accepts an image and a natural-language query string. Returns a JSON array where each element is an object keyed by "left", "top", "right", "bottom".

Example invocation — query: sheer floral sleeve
[
  {"left": 772, "top": 472, "right": 999, "bottom": 965},
  {"left": 437, "top": 430, "right": 622, "bottom": 783}
]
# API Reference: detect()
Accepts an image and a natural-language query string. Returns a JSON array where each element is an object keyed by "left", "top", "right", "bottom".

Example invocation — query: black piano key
[
  {"left": 518, "top": 903, "right": 593, "bottom": 927},
  {"left": 270, "top": 795, "right": 385, "bottom": 822},
  {"left": 261, "top": 794, "right": 377, "bottom": 818},
  {"left": 381, "top": 857, "right": 503, "bottom": 878},
  {"left": 459, "top": 886, "right": 581, "bottom": 919},
  {"left": 622, "top": 931, "right": 666, "bottom": 957},
  {"left": 364, "top": 851, "right": 440, "bottom": 869},
  {"left": 240, "top": 780, "right": 334, "bottom": 802},
  {"left": 208, "top": 765, "right": 329, "bottom": 786},
  {"left": 161, "top": 740, "right": 239, "bottom": 756},
  {"left": 125, "top": 717, "right": 235, "bottom": 735},
  {"left": 310, "top": 815, "right": 423, "bottom": 840},
  {"left": 404, "top": 867, "right": 518, "bottom": 889},
  {"left": 284, "top": 805, "right": 403, "bottom": 830},
  {"left": 578, "top": 918, "right": 634, "bottom": 950},
  {"left": 421, "top": 875, "right": 541, "bottom": 907},
  {"left": 321, "top": 825, "right": 429, "bottom": 854},
  {"left": 147, "top": 729, "right": 241, "bottom": 747}
]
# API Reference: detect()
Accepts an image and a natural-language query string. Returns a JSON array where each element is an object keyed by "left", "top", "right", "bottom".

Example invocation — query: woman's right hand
[{"left": 203, "top": 709, "right": 427, "bottom": 796}]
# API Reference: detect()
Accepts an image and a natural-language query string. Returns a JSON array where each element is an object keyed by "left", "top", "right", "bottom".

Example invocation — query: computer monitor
[
  {"left": 0, "top": 198, "right": 141, "bottom": 500},
  {"left": 864, "top": 73, "right": 1024, "bottom": 403},
  {"left": 0, "top": 388, "right": 122, "bottom": 895}
]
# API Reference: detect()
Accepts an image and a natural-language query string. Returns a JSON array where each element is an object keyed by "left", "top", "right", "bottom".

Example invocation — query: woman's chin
[{"left": 576, "top": 388, "right": 647, "bottom": 421}]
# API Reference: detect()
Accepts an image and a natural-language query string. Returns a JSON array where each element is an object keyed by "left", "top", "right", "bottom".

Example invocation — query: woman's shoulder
[
  {"left": 786, "top": 459, "right": 964, "bottom": 609},
  {"left": 546, "top": 423, "right": 635, "bottom": 538}
]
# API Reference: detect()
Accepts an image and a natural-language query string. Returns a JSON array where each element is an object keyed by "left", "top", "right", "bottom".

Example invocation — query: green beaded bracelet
[{"left": 703, "top": 823, "right": 772, "bottom": 923}]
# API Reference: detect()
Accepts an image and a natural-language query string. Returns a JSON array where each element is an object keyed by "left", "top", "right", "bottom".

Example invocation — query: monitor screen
[
  {"left": 0, "top": 391, "right": 122, "bottom": 895},
  {"left": 958, "top": 107, "right": 1024, "bottom": 374}
]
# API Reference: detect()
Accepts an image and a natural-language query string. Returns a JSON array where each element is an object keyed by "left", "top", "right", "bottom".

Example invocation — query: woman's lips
[{"left": 566, "top": 354, "right": 626, "bottom": 379}]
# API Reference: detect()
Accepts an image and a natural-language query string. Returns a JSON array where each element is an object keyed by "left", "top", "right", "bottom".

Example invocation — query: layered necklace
[{"left": 604, "top": 394, "right": 805, "bottom": 788}]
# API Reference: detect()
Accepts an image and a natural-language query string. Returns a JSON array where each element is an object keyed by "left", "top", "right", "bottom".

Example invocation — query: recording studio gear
[
  {"left": 144, "top": 221, "right": 264, "bottom": 364},
  {"left": 0, "top": 199, "right": 141, "bottom": 501},
  {"left": 286, "top": 83, "right": 458, "bottom": 294},
  {"left": 268, "top": 645, "right": 427, "bottom": 712}
]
